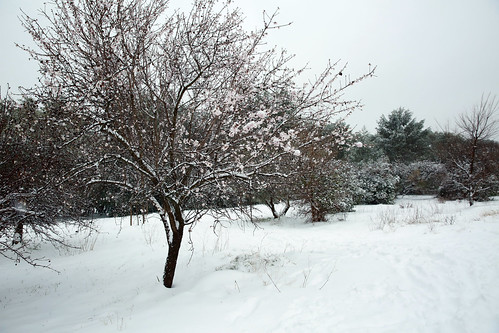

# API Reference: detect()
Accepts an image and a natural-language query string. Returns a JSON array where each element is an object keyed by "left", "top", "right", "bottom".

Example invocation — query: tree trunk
[
  {"left": 468, "top": 189, "right": 475, "bottom": 206},
  {"left": 265, "top": 198, "right": 291, "bottom": 219},
  {"left": 266, "top": 198, "right": 279, "bottom": 219},
  {"left": 130, "top": 206, "right": 133, "bottom": 226},
  {"left": 161, "top": 202, "right": 185, "bottom": 288},
  {"left": 280, "top": 199, "right": 291, "bottom": 217},
  {"left": 163, "top": 229, "right": 183, "bottom": 288},
  {"left": 468, "top": 139, "right": 477, "bottom": 206},
  {"left": 310, "top": 200, "right": 325, "bottom": 222},
  {"left": 12, "top": 222, "right": 23, "bottom": 245}
]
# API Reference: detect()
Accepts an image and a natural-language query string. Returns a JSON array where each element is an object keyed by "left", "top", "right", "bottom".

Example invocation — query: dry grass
[{"left": 481, "top": 210, "right": 499, "bottom": 218}]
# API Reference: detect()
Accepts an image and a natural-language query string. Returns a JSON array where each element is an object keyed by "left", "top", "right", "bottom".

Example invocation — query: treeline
[
  {"left": 247, "top": 105, "right": 499, "bottom": 222},
  {"left": 2, "top": 97, "right": 497, "bottom": 231},
  {"left": 352, "top": 106, "right": 498, "bottom": 199}
]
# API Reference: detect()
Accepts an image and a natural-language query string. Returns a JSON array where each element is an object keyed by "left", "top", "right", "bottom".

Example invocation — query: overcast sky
[{"left": 1, "top": 0, "right": 498, "bottom": 133}]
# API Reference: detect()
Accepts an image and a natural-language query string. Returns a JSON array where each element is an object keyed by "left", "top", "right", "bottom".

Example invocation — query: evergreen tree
[
  {"left": 376, "top": 108, "right": 430, "bottom": 163},
  {"left": 345, "top": 127, "right": 385, "bottom": 163}
]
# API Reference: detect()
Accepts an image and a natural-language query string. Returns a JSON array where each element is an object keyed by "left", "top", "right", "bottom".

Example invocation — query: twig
[
  {"left": 234, "top": 280, "right": 240, "bottom": 293},
  {"left": 186, "top": 225, "right": 195, "bottom": 265},
  {"left": 319, "top": 262, "right": 336, "bottom": 290},
  {"left": 264, "top": 264, "right": 281, "bottom": 293}
]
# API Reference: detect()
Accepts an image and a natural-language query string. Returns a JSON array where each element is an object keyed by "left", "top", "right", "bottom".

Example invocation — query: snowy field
[{"left": 1, "top": 196, "right": 499, "bottom": 333}]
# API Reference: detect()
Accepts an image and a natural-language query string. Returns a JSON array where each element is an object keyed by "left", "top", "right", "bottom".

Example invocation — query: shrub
[
  {"left": 353, "top": 161, "right": 399, "bottom": 205},
  {"left": 394, "top": 161, "right": 447, "bottom": 195}
]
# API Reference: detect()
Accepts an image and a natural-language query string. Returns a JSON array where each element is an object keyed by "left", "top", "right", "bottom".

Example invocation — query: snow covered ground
[{"left": 1, "top": 196, "right": 499, "bottom": 333}]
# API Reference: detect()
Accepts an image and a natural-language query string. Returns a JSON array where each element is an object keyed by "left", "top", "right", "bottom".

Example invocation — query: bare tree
[
  {"left": 21, "top": 0, "right": 374, "bottom": 287},
  {"left": 454, "top": 94, "right": 498, "bottom": 205}
]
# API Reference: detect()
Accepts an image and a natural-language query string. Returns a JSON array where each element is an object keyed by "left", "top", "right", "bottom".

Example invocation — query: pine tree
[{"left": 376, "top": 108, "right": 430, "bottom": 163}]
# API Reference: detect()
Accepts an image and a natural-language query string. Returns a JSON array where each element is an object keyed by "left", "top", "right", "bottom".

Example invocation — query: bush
[
  {"left": 298, "top": 160, "right": 356, "bottom": 222},
  {"left": 438, "top": 171, "right": 498, "bottom": 202},
  {"left": 353, "top": 161, "right": 399, "bottom": 205},
  {"left": 394, "top": 161, "right": 447, "bottom": 195}
]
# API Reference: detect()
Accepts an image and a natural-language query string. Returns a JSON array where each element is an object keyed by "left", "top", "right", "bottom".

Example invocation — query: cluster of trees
[
  {"left": 1, "top": 0, "right": 496, "bottom": 288},
  {"left": 2, "top": 0, "right": 374, "bottom": 287},
  {"left": 259, "top": 102, "right": 498, "bottom": 222},
  {"left": 249, "top": 101, "right": 498, "bottom": 224},
  {"left": 353, "top": 102, "right": 499, "bottom": 205}
]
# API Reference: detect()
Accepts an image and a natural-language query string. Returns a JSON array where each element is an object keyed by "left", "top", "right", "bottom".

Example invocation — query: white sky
[{"left": 1, "top": 0, "right": 498, "bottom": 133}]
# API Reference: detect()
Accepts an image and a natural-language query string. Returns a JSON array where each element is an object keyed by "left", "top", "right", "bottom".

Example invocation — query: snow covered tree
[
  {"left": 21, "top": 0, "right": 374, "bottom": 287},
  {"left": 437, "top": 95, "right": 499, "bottom": 204},
  {"left": 344, "top": 128, "right": 383, "bottom": 163},
  {"left": 298, "top": 160, "right": 355, "bottom": 222},
  {"left": 0, "top": 95, "right": 91, "bottom": 265},
  {"left": 376, "top": 108, "right": 430, "bottom": 163},
  {"left": 294, "top": 122, "right": 356, "bottom": 222},
  {"left": 456, "top": 94, "right": 498, "bottom": 205}
]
